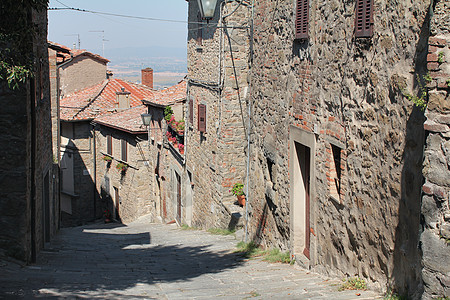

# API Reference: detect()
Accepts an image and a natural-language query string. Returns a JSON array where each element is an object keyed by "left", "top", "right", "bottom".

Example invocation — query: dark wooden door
[
  {"left": 176, "top": 173, "right": 181, "bottom": 224},
  {"left": 296, "top": 144, "right": 311, "bottom": 259}
]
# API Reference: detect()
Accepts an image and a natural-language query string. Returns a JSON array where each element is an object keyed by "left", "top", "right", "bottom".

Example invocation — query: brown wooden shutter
[
  {"left": 107, "top": 135, "right": 112, "bottom": 155},
  {"left": 189, "top": 97, "right": 194, "bottom": 125},
  {"left": 198, "top": 104, "right": 206, "bottom": 133},
  {"left": 355, "top": 0, "right": 373, "bottom": 38},
  {"left": 121, "top": 139, "right": 127, "bottom": 162},
  {"left": 295, "top": 0, "right": 309, "bottom": 40}
]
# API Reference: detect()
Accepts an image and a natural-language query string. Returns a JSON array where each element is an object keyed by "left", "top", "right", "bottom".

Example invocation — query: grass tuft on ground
[
  {"left": 180, "top": 224, "right": 198, "bottom": 230},
  {"left": 235, "top": 241, "right": 292, "bottom": 264},
  {"left": 338, "top": 277, "right": 367, "bottom": 291},
  {"left": 207, "top": 228, "right": 236, "bottom": 235}
]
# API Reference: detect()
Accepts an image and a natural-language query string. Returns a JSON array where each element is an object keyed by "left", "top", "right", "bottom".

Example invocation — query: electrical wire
[{"left": 49, "top": 6, "right": 206, "bottom": 25}]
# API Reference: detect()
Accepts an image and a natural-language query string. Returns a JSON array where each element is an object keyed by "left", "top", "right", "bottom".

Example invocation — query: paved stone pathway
[{"left": 0, "top": 215, "right": 383, "bottom": 299}]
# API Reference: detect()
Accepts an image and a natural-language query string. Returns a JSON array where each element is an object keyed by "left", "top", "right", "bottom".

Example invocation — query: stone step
[{"left": 223, "top": 200, "right": 245, "bottom": 230}]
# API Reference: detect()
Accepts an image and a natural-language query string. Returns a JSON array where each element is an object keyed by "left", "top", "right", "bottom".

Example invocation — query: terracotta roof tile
[
  {"left": 143, "top": 80, "right": 186, "bottom": 105},
  {"left": 60, "top": 78, "right": 154, "bottom": 121},
  {"left": 94, "top": 105, "right": 148, "bottom": 134}
]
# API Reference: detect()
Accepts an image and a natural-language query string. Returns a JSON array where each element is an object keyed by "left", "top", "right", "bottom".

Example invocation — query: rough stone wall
[
  {"left": 33, "top": 7, "right": 57, "bottom": 252},
  {"left": 250, "top": 0, "right": 430, "bottom": 296},
  {"left": 420, "top": 0, "right": 450, "bottom": 298},
  {"left": 186, "top": 0, "right": 251, "bottom": 229},
  {"left": 48, "top": 47, "right": 59, "bottom": 162},
  {"left": 96, "top": 127, "right": 155, "bottom": 224},
  {"left": 0, "top": 6, "right": 57, "bottom": 262},
  {"left": 59, "top": 56, "right": 107, "bottom": 98}
]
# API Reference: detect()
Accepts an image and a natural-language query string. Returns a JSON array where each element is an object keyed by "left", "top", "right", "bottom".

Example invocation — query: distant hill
[
  {"left": 104, "top": 46, "right": 187, "bottom": 60},
  {"left": 99, "top": 46, "right": 187, "bottom": 89}
]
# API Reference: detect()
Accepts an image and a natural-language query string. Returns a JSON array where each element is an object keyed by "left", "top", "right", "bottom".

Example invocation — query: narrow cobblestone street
[{"left": 1, "top": 216, "right": 383, "bottom": 299}]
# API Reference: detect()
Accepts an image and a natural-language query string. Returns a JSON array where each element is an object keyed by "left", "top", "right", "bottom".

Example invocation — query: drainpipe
[
  {"left": 92, "top": 123, "right": 97, "bottom": 220},
  {"left": 56, "top": 53, "right": 73, "bottom": 228}
]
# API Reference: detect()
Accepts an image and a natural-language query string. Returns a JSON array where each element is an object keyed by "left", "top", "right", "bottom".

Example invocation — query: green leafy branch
[
  {"left": 0, "top": 61, "right": 32, "bottom": 89},
  {"left": 402, "top": 74, "right": 431, "bottom": 111}
]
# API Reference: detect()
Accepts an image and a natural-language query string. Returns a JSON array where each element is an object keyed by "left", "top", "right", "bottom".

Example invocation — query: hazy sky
[{"left": 48, "top": 0, "right": 188, "bottom": 55}]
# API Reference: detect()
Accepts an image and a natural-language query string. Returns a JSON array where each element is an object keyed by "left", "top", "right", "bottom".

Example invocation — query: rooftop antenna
[
  {"left": 65, "top": 34, "right": 80, "bottom": 49},
  {"left": 89, "top": 30, "right": 108, "bottom": 57}
]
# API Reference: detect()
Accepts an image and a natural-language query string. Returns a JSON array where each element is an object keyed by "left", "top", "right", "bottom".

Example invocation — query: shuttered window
[
  {"left": 295, "top": 0, "right": 309, "bottom": 40},
  {"left": 198, "top": 104, "right": 206, "bottom": 133},
  {"left": 355, "top": 0, "right": 373, "bottom": 38},
  {"left": 121, "top": 139, "right": 127, "bottom": 162},
  {"left": 189, "top": 97, "right": 194, "bottom": 125}
]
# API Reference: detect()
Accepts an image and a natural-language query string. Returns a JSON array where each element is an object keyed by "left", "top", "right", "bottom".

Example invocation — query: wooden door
[{"left": 176, "top": 173, "right": 181, "bottom": 224}]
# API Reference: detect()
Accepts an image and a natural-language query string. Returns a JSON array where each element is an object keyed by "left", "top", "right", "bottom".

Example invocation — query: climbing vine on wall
[{"left": 0, "top": 0, "right": 48, "bottom": 89}]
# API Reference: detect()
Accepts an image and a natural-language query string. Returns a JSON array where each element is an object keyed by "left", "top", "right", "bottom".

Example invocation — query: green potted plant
[
  {"left": 231, "top": 183, "right": 245, "bottom": 207},
  {"left": 116, "top": 162, "right": 128, "bottom": 172},
  {"left": 102, "top": 155, "right": 112, "bottom": 162}
]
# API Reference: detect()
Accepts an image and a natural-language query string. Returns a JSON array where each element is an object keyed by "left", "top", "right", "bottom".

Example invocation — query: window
[
  {"left": 121, "top": 139, "right": 127, "bottom": 162},
  {"left": 295, "top": 0, "right": 309, "bottom": 40},
  {"left": 106, "top": 135, "right": 112, "bottom": 155},
  {"left": 355, "top": 0, "right": 373, "bottom": 38},
  {"left": 329, "top": 144, "right": 341, "bottom": 201},
  {"left": 198, "top": 104, "right": 206, "bottom": 133}
]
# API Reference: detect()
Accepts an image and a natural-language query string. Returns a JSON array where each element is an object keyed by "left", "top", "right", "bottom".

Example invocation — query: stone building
[
  {"left": 420, "top": 0, "right": 450, "bottom": 298},
  {"left": 59, "top": 78, "right": 154, "bottom": 226},
  {"left": 185, "top": 0, "right": 251, "bottom": 229},
  {"left": 93, "top": 105, "right": 155, "bottom": 224},
  {"left": 0, "top": 2, "right": 59, "bottom": 263},
  {"left": 142, "top": 80, "right": 189, "bottom": 225},
  {"left": 247, "top": 0, "right": 436, "bottom": 297},
  {"left": 48, "top": 42, "right": 110, "bottom": 99},
  {"left": 187, "top": 0, "right": 450, "bottom": 297}
]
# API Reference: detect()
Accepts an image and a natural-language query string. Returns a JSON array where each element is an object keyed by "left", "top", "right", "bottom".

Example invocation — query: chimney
[
  {"left": 116, "top": 88, "right": 131, "bottom": 109},
  {"left": 141, "top": 67, "right": 153, "bottom": 89}
]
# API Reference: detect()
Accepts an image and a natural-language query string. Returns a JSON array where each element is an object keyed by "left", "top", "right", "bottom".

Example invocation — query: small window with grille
[
  {"left": 295, "top": 0, "right": 309, "bottom": 40},
  {"left": 355, "top": 0, "right": 374, "bottom": 38}
]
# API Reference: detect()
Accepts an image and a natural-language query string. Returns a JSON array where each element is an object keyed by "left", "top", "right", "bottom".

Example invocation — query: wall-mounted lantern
[
  {"left": 197, "top": 0, "right": 218, "bottom": 20},
  {"left": 141, "top": 113, "right": 152, "bottom": 127},
  {"left": 141, "top": 113, "right": 152, "bottom": 145}
]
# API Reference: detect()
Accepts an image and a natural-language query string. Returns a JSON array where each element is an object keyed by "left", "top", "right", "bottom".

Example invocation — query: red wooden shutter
[
  {"left": 189, "top": 97, "right": 194, "bottom": 125},
  {"left": 198, "top": 104, "right": 206, "bottom": 133},
  {"left": 355, "top": 0, "right": 373, "bottom": 38},
  {"left": 295, "top": 0, "right": 309, "bottom": 40}
]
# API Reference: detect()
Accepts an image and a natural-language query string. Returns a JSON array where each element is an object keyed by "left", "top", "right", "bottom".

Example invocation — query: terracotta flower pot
[{"left": 237, "top": 195, "right": 246, "bottom": 207}]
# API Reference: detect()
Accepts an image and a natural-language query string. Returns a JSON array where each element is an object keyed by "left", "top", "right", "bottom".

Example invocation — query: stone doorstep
[{"left": 222, "top": 200, "right": 245, "bottom": 229}]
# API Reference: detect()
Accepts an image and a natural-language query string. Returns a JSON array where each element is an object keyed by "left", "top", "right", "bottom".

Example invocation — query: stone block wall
[
  {"left": 420, "top": 0, "right": 450, "bottom": 297},
  {"left": 95, "top": 127, "right": 155, "bottom": 224},
  {"left": 59, "top": 56, "right": 107, "bottom": 99},
  {"left": 249, "top": 0, "right": 430, "bottom": 296},
  {"left": 186, "top": 0, "right": 251, "bottom": 229}
]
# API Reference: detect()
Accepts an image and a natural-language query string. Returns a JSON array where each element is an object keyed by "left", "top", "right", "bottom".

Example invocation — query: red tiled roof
[
  {"left": 48, "top": 41, "right": 109, "bottom": 64},
  {"left": 60, "top": 78, "right": 155, "bottom": 121},
  {"left": 94, "top": 105, "right": 148, "bottom": 134},
  {"left": 143, "top": 80, "right": 186, "bottom": 105}
]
